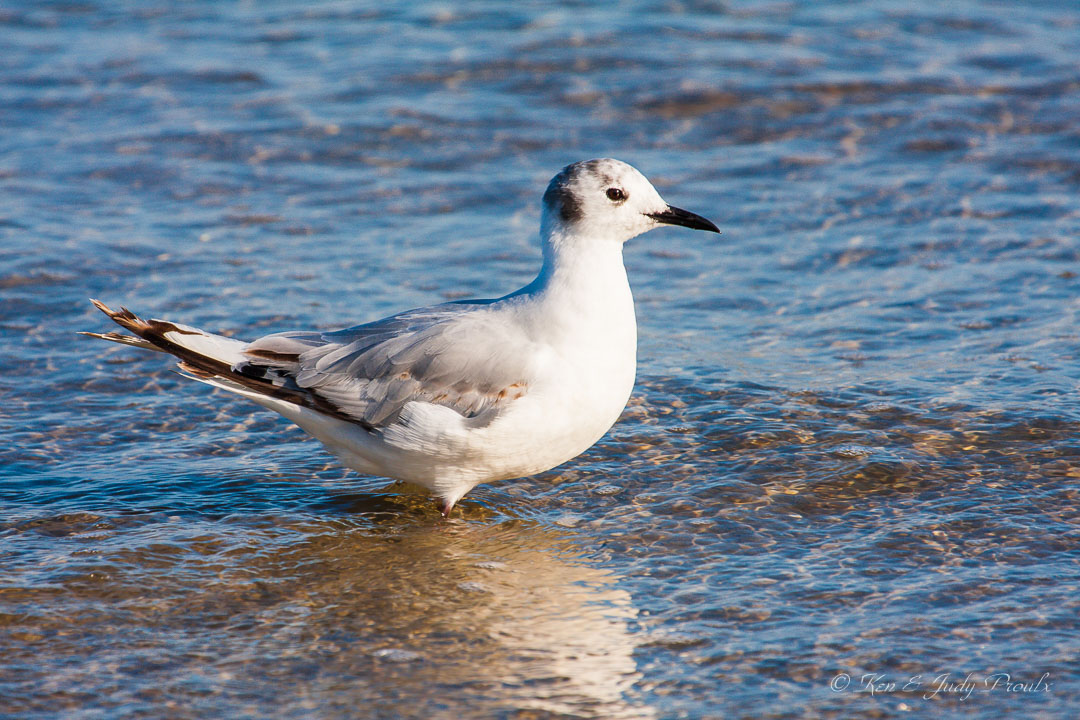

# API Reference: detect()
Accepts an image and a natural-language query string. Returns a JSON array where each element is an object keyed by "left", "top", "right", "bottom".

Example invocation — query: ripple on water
[{"left": 3, "top": 0, "right": 1080, "bottom": 718}]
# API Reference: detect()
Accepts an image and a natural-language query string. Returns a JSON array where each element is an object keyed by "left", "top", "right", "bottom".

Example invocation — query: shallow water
[{"left": 3, "top": 1, "right": 1080, "bottom": 718}]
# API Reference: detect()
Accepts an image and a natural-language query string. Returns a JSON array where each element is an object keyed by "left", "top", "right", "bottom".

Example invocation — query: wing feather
[{"left": 240, "top": 302, "right": 536, "bottom": 429}]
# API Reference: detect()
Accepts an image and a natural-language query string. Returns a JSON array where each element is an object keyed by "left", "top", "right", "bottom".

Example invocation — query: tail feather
[
  {"left": 82, "top": 299, "right": 366, "bottom": 428},
  {"left": 85, "top": 299, "right": 248, "bottom": 365},
  {"left": 77, "top": 330, "right": 164, "bottom": 352}
]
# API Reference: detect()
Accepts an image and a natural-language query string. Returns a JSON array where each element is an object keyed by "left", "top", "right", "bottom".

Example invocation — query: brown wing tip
[
  {"left": 176, "top": 360, "right": 215, "bottom": 378},
  {"left": 244, "top": 348, "right": 301, "bottom": 363},
  {"left": 89, "top": 298, "right": 121, "bottom": 318},
  {"left": 89, "top": 298, "right": 146, "bottom": 333}
]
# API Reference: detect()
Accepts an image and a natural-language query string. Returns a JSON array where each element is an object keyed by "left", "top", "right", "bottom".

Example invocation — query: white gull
[{"left": 83, "top": 158, "right": 719, "bottom": 515}]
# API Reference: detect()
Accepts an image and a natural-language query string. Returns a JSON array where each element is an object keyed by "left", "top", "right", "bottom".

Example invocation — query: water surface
[{"left": 3, "top": 1, "right": 1080, "bottom": 718}]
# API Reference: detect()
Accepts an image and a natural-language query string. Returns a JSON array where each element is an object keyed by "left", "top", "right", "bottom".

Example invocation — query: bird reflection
[{"left": 204, "top": 501, "right": 656, "bottom": 719}]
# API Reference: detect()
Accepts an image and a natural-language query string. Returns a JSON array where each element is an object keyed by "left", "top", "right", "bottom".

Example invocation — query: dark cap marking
[
  {"left": 542, "top": 167, "right": 583, "bottom": 223},
  {"left": 542, "top": 159, "right": 624, "bottom": 223}
]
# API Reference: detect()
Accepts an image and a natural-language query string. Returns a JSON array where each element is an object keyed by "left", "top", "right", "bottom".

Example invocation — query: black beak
[{"left": 646, "top": 205, "right": 720, "bottom": 234}]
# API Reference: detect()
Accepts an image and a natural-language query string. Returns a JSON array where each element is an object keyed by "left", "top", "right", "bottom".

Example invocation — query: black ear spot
[{"left": 543, "top": 171, "right": 584, "bottom": 222}]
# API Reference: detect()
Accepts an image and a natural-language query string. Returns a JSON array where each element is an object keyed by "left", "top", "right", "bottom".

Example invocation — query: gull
[{"left": 82, "top": 159, "right": 719, "bottom": 515}]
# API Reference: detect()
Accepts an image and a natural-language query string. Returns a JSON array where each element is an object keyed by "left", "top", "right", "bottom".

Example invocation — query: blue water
[{"left": 3, "top": 1, "right": 1080, "bottom": 718}]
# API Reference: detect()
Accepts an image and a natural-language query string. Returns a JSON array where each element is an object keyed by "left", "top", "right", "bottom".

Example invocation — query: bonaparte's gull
[{"left": 83, "top": 159, "right": 719, "bottom": 515}]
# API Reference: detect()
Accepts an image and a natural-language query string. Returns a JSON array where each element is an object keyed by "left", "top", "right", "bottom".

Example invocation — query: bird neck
[
  {"left": 535, "top": 227, "right": 630, "bottom": 303},
  {"left": 525, "top": 227, "right": 638, "bottom": 382}
]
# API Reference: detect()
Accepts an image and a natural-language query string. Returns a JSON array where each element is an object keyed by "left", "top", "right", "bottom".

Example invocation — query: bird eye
[{"left": 606, "top": 187, "right": 627, "bottom": 202}]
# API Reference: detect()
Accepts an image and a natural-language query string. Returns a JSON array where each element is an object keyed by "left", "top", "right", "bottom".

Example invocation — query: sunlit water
[{"left": 3, "top": 1, "right": 1080, "bottom": 718}]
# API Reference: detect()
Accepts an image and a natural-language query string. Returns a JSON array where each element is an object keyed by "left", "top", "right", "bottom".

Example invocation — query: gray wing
[{"left": 238, "top": 301, "right": 536, "bottom": 429}]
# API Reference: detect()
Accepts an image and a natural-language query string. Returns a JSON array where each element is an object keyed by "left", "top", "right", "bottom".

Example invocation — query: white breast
[{"left": 447, "top": 239, "right": 639, "bottom": 482}]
